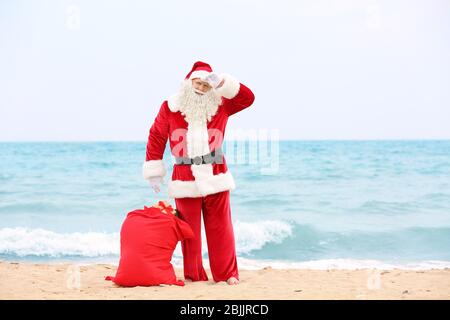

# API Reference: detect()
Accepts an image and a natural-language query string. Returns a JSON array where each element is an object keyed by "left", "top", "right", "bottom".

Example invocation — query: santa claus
[{"left": 143, "top": 61, "right": 255, "bottom": 285}]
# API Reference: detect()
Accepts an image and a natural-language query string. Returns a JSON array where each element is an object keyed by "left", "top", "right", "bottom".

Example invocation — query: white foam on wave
[
  {"left": 133, "top": 256, "right": 450, "bottom": 271},
  {"left": 232, "top": 258, "right": 450, "bottom": 270},
  {"left": 50, "top": 257, "right": 450, "bottom": 271},
  {"left": 171, "top": 219, "right": 294, "bottom": 259},
  {"left": 0, "top": 220, "right": 293, "bottom": 258},
  {"left": 2, "top": 226, "right": 449, "bottom": 271},
  {"left": 233, "top": 220, "right": 293, "bottom": 254},
  {"left": 0, "top": 227, "right": 120, "bottom": 257}
]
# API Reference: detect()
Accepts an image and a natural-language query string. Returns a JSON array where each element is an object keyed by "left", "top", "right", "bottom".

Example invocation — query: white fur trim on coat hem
[
  {"left": 142, "top": 160, "right": 166, "bottom": 179},
  {"left": 214, "top": 73, "right": 240, "bottom": 99},
  {"left": 167, "top": 171, "right": 236, "bottom": 198}
]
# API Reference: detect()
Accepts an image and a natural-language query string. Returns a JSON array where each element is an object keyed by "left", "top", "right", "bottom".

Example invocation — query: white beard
[{"left": 177, "top": 80, "right": 222, "bottom": 125}]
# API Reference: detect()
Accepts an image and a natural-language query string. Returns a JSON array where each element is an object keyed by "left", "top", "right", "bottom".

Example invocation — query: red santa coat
[{"left": 143, "top": 74, "right": 255, "bottom": 198}]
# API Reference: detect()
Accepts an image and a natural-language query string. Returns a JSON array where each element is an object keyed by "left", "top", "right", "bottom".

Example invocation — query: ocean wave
[
  {"left": 419, "top": 192, "right": 450, "bottom": 201},
  {"left": 231, "top": 258, "right": 450, "bottom": 270},
  {"left": 0, "top": 220, "right": 293, "bottom": 259},
  {"left": 165, "top": 256, "right": 450, "bottom": 270},
  {"left": 0, "top": 202, "right": 63, "bottom": 214},
  {"left": 0, "top": 227, "right": 119, "bottom": 257},
  {"left": 0, "top": 173, "right": 14, "bottom": 181},
  {"left": 233, "top": 220, "right": 293, "bottom": 254},
  {"left": 352, "top": 199, "right": 420, "bottom": 214},
  {"left": 2, "top": 222, "right": 449, "bottom": 266}
]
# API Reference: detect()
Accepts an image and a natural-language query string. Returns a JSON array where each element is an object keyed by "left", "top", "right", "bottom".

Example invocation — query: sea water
[{"left": 1, "top": 140, "right": 449, "bottom": 270}]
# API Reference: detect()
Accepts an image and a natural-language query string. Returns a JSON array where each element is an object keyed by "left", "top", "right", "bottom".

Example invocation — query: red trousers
[{"left": 175, "top": 190, "right": 239, "bottom": 282}]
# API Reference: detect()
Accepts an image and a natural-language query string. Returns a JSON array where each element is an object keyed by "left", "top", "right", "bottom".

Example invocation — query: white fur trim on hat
[
  {"left": 214, "top": 73, "right": 240, "bottom": 99},
  {"left": 189, "top": 70, "right": 211, "bottom": 80},
  {"left": 142, "top": 160, "right": 166, "bottom": 179},
  {"left": 167, "top": 170, "right": 236, "bottom": 198}
]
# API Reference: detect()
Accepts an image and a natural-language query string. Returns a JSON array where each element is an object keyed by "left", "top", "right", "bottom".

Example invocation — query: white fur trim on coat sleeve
[
  {"left": 167, "top": 93, "right": 180, "bottom": 112},
  {"left": 214, "top": 73, "right": 240, "bottom": 99},
  {"left": 142, "top": 160, "right": 166, "bottom": 180}
]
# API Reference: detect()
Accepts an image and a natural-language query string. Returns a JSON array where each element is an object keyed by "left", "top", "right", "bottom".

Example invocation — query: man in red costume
[{"left": 143, "top": 61, "right": 255, "bottom": 285}]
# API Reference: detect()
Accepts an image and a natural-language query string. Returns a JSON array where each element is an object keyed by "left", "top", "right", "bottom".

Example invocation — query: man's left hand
[
  {"left": 204, "top": 73, "right": 223, "bottom": 89},
  {"left": 216, "top": 78, "right": 225, "bottom": 89}
]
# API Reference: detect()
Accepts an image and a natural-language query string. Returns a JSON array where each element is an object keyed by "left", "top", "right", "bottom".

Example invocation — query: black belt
[{"left": 175, "top": 147, "right": 224, "bottom": 165}]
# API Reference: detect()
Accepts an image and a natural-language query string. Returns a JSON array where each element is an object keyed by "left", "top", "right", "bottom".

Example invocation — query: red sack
[{"left": 105, "top": 201, "right": 194, "bottom": 287}]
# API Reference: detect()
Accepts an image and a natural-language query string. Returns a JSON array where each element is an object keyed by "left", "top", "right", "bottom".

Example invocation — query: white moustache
[{"left": 194, "top": 89, "right": 205, "bottom": 95}]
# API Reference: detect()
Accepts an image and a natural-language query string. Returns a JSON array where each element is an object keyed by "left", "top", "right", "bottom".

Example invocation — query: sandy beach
[{"left": 1, "top": 261, "right": 449, "bottom": 300}]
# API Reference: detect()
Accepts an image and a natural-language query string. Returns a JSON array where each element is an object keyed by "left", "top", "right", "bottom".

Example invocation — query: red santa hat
[{"left": 185, "top": 61, "right": 213, "bottom": 80}]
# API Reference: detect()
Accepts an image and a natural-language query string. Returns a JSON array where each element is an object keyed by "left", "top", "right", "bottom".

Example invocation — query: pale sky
[{"left": 1, "top": 0, "right": 449, "bottom": 141}]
